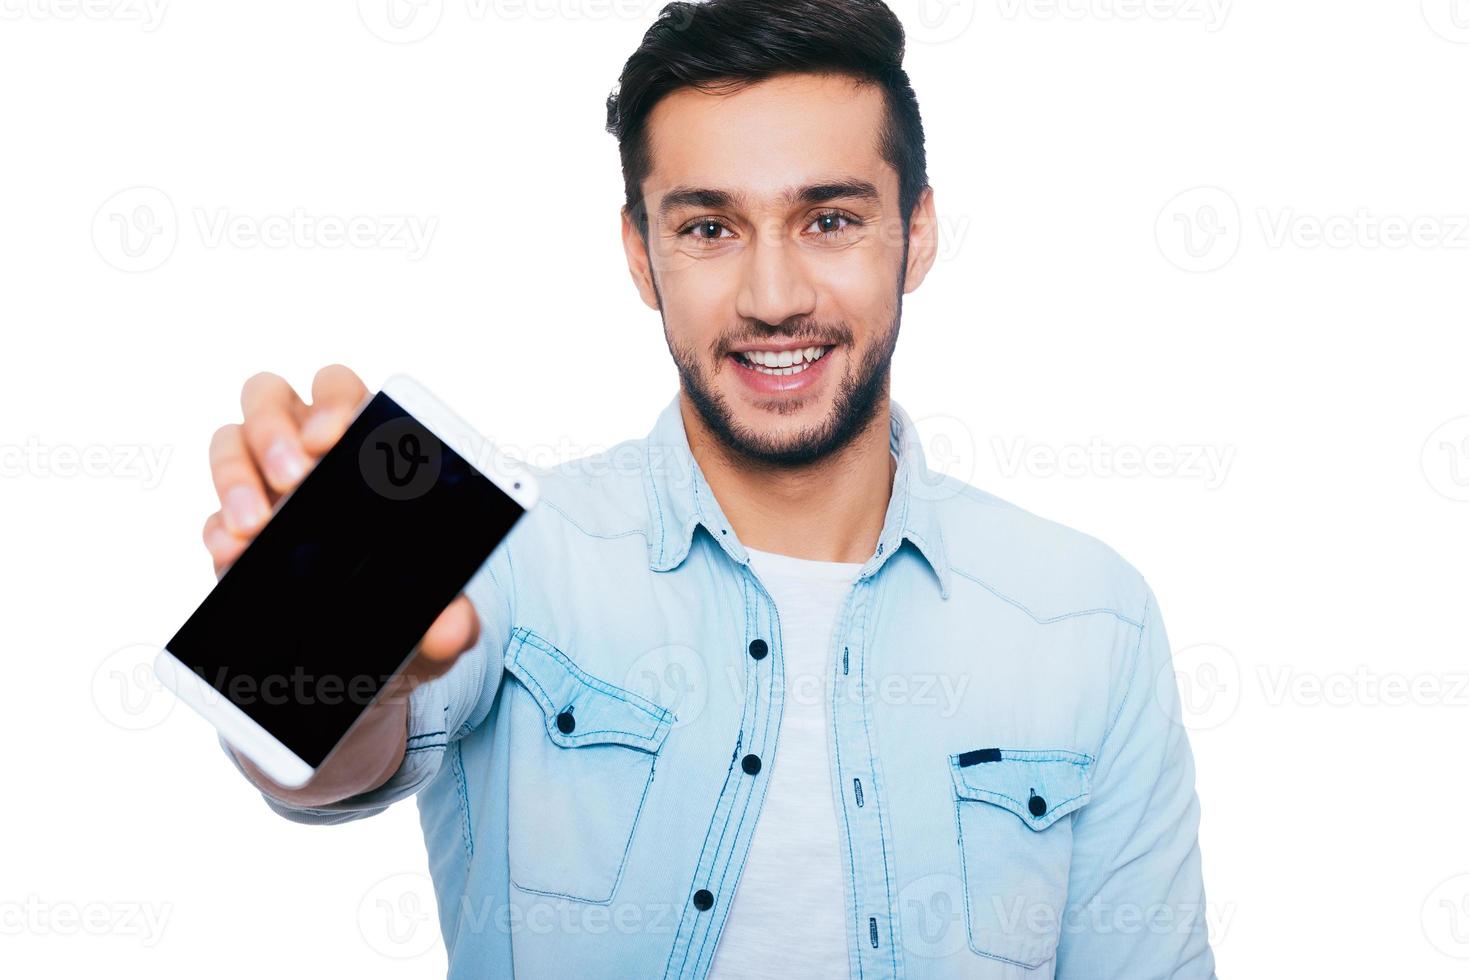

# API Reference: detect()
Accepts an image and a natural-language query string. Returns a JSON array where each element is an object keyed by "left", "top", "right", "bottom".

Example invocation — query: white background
[{"left": 4, "top": 0, "right": 1469, "bottom": 976}]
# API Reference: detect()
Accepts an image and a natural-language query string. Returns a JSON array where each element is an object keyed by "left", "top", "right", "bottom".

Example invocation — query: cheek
[{"left": 657, "top": 265, "right": 738, "bottom": 354}]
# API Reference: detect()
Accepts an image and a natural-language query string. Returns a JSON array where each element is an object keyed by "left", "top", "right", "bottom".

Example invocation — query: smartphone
[{"left": 154, "top": 374, "right": 537, "bottom": 788}]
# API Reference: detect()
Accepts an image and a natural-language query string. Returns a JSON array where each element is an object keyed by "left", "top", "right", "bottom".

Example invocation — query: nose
[{"left": 734, "top": 223, "right": 818, "bottom": 327}]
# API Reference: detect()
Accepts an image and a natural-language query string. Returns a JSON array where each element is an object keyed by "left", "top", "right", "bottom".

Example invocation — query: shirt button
[
  {"left": 1028, "top": 793, "right": 1047, "bottom": 817},
  {"left": 555, "top": 711, "right": 576, "bottom": 735},
  {"left": 741, "top": 754, "right": 762, "bottom": 776},
  {"left": 748, "top": 639, "right": 768, "bottom": 660},
  {"left": 693, "top": 889, "right": 714, "bottom": 911}
]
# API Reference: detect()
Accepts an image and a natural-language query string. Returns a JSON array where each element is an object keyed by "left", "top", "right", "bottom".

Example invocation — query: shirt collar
[{"left": 641, "top": 395, "right": 951, "bottom": 598}]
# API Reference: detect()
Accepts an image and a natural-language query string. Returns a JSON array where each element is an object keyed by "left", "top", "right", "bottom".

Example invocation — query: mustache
[{"left": 711, "top": 319, "right": 855, "bottom": 359}]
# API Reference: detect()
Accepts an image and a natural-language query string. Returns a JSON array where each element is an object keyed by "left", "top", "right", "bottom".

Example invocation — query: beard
[{"left": 664, "top": 300, "right": 902, "bottom": 468}]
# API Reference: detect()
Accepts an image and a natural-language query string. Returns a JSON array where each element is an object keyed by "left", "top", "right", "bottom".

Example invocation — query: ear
[
  {"left": 901, "top": 185, "right": 939, "bottom": 295},
  {"left": 621, "top": 205, "right": 661, "bottom": 310}
]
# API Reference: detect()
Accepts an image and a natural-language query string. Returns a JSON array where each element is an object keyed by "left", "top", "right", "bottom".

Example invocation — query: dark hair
[{"left": 605, "top": 0, "right": 928, "bottom": 238}]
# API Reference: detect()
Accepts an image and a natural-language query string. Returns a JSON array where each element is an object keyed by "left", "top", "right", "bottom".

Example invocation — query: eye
[
  {"left": 679, "top": 219, "right": 735, "bottom": 242},
  {"left": 806, "top": 210, "right": 859, "bottom": 238}
]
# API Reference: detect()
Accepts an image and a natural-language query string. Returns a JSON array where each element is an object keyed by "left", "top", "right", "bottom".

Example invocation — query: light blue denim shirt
[{"left": 235, "top": 396, "right": 1215, "bottom": 979}]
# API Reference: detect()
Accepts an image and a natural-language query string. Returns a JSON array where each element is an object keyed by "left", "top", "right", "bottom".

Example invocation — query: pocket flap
[
  {"left": 949, "top": 748, "right": 1092, "bottom": 830},
  {"left": 505, "top": 627, "right": 674, "bottom": 753}
]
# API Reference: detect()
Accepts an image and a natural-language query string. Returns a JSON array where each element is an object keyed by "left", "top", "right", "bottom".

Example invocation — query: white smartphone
[{"left": 154, "top": 374, "right": 537, "bottom": 788}]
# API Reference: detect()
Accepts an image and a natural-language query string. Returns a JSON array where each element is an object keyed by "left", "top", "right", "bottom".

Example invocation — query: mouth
[{"left": 729, "top": 344, "right": 834, "bottom": 378}]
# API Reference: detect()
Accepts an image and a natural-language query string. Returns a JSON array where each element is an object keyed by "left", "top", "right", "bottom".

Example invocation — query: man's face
[{"left": 623, "top": 72, "right": 936, "bottom": 466}]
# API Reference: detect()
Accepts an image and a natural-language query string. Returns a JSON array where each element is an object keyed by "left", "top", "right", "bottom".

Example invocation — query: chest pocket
[
  {"left": 504, "top": 627, "right": 674, "bottom": 904},
  {"left": 949, "top": 748, "right": 1092, "bottom": 970}
]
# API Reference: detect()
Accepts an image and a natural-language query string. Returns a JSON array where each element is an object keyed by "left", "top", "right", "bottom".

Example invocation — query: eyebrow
[{"left": 656, "top": 178, "right": 881, "bottom": 221}]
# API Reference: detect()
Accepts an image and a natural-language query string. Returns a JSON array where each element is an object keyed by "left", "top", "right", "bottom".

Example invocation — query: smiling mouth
[{"left": 731, "top": 345, "right": 834, "bottom": 377}]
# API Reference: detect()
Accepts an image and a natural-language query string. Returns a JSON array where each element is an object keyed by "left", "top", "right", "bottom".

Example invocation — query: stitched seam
[
  {"left": 538, "top": 498, "right": 649, "bottom": 542},
  {"left": 514, "top": 628, "right": 672, "bottom": 723},
  {"left": 451, "top": 740, "right": 473, "bottom": 859},
  {"left": 950, "top": 566, "right": 1142, "bottom": 628},
  {"left": 507, "top": 648, "right": 665, "bottom": 750},
  {"left": 1101, "top": 590, "right": 1153, "bottom": 749},
  {"left": 856, "top": 579, "right": 899, "bottom": 978},
  {"left": 830, "top": 582, "right": 866, "bottom": 980},
  {"left": 690, "top": 572, "right": 772, "bottom": 973},
  {"left": 953, "top": 798, "right": 1056, "bottom": 968},
  {"left": 509, "top": 756, "right": 658, "bottom": 906}
]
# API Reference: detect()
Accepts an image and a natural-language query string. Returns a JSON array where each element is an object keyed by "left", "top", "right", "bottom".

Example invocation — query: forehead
[{"left": 641, "top": 72, "right": 892, "bottom": 209}]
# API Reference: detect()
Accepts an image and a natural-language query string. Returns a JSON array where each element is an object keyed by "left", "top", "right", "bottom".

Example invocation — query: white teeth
[
  {"left": 739, "top": 345, "right": 830, "bottom": 372},
  {"left": 738, "top": 345, "right": 833, "bottom": 376}
]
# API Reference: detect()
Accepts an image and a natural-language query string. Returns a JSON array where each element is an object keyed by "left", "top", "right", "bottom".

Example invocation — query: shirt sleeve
[
  {"left": 222, "top": 547, "right": 514, "bottom": 826},
  {"left": 1057, "top": 585, "right": 1217, "bottom": 979}
]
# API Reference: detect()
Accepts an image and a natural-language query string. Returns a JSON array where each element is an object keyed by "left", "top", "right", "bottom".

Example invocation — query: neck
[{"left": 679, "top": 394, "right": 897, "bottom": 565}]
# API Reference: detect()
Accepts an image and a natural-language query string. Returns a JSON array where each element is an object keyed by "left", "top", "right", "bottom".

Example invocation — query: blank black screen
[{"left": 167, "top": 391, "right": 525, "bottom": 768}]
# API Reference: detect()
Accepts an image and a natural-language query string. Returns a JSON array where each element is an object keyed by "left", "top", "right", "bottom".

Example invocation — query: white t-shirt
[{"left": 707, "top": 546, "right": 862, "bottom": 979}]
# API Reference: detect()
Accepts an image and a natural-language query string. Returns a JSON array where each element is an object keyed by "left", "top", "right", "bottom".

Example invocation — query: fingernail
[
  {"left": 224, "top": 486, "right": 268, "bottom": 534},
  {"left": 204, "top": 524, "right": 234, "bottom": 554},
  {"left": 264, "top": 438, "right": 307, "bottom": 487}
]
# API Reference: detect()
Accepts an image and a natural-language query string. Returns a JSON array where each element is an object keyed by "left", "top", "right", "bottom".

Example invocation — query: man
[{"left": 202, "top": 1, "right": 1216, "bottom": 976}]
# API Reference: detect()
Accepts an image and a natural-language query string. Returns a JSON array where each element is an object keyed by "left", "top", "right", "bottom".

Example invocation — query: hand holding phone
[
  {"left": 199, "top": 366, "right": 480, "bottom": 685},
  {"left": 160, "top": 366, "right": 534, "bottom": 793}
]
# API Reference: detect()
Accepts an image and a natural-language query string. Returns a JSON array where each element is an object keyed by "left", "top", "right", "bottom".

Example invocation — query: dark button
[
  {"left": 1028, "top": 793, "right": 1047, "bottom": 818},
  {"left": 555, "top": 711, "right": 576, "bottom": 735},
  {"left": 748, "top": 638, "right": 768, "bottom": 660},
  {"left": 741, "top": 754, "right": 762, "bottom": 776},
  {"left": 693, "top": 889, "right": 714, "bottom": 911}
]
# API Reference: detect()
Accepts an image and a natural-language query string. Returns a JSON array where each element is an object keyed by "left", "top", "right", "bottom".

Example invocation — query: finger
[
  {"left": 209, "top": 423, "right": 271, "bottom": 536},
  {"left": 401, "top": 596, "right": 479, "bottom": 684},
  {"left": 240, "top": 372, "right": 311, "bottom": 494},
  {"left": 202, "top": 510, "right": 249, "bottom": 577},
  {"left": 300, "top": 364, "right": 369, "bottom": 455}
]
